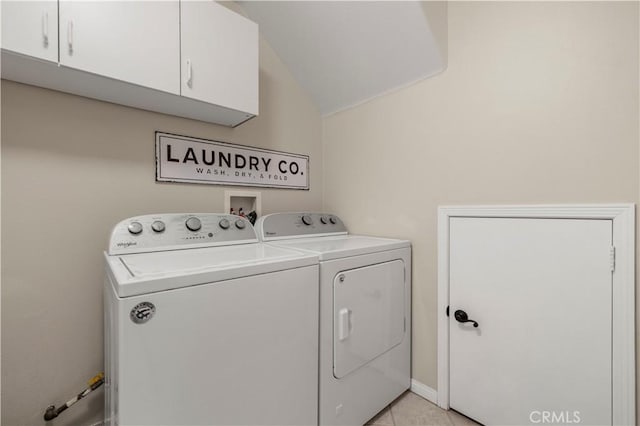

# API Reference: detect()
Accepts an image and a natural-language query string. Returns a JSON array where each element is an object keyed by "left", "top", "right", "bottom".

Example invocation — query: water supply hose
[{"left": 44, "top": 372, "right": 105, "bottom": 421}]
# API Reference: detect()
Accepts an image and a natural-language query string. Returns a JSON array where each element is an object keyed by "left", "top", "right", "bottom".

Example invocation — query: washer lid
[
  {"left": 270, "top": 235, "right": 410, "bottom": 261},
  {"left": 106, "top": 243, "right": 318, "bottom": 297}
]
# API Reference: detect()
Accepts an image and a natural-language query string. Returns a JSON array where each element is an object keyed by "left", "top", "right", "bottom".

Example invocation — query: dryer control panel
[
  {"left": 108, "top": 213, "right": 257, "bottom": 255},
  {"left": 255, "top": 213, "right": 347, "bottom": 241}
]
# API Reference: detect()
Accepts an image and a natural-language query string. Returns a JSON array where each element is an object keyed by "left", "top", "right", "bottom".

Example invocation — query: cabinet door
[
  {"left": 1, "top": 1, "right": 58, "bottom": 62},
  {"left": 181, "top": 1, "right": 258, "bottom": 115},
  {"left": 59, "top": 1, "right": 180, "bottom": 95}
]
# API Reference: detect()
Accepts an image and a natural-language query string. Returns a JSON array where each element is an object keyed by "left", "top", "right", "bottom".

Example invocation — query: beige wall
[
  {"left": 1, "top": 35, "right": 322, "bottom": 425},
  {"left": 323, "top": 0, "right": 639, "bottom": 394},
  {"left": 421, "top": 1, "right": 448, "bottom": 67}
]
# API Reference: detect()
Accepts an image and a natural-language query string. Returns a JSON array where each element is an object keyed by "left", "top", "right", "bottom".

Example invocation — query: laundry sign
[{"left": 155, "top": 132, "right": 309, "bottom": 190}]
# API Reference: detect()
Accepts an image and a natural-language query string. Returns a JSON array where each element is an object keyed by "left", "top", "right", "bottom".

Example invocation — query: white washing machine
[
  {"left": 255, "top": 213, "right": 411, "bottom": 426},
  {"left": 104, "top": 213, "right": 319, "bottom": 425}
]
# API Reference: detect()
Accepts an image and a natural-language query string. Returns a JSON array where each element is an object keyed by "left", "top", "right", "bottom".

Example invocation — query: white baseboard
[{"left": 410, "top": 379, "right": 438, "bottom": 405}]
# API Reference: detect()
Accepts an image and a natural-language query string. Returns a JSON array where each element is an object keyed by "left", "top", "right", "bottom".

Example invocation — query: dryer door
[{"left": 333, "top": 260, "right": 405, "bottom": 378}]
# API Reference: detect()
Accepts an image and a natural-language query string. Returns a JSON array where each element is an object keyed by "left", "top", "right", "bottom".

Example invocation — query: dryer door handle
[{"left": 338, "top": 308, "right": 351, "bottom": 341}]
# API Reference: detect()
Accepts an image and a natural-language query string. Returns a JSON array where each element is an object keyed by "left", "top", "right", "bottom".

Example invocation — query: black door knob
[{"left": 454, "top": 309, "right": 479, "bottom": 328}]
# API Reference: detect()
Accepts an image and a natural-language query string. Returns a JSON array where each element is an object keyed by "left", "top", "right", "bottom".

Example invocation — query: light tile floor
[{"left": 366, "top": 391, "right": 480, "bottom": 426}]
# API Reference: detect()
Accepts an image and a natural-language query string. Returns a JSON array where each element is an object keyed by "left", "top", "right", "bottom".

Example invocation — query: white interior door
[{"left": 449, "top": 217, "right": 612, "bottom": 425}]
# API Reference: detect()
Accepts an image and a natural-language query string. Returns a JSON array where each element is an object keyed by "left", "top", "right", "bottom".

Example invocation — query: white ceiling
[{"left": 239, "top": 1, "right": 445, "bottom": 116}]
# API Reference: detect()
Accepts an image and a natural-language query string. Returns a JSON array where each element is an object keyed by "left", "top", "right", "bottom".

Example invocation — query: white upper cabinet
[
  {"left": 1, "top": 1, "right": 258, "bottom": 126},
  {"left": 181, "top": 1, "right": 259, "bottom": 116},
  {"left": 58, "top": 1, "right": 180, "bottom": 95},
  {"left": 1, "top": 1, "right": 58, "bottom": 62}
]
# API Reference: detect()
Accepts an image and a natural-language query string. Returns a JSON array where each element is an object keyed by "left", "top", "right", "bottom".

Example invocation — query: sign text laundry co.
[{"left": 155, "top": 132, "right": 309, "bottom": 189}]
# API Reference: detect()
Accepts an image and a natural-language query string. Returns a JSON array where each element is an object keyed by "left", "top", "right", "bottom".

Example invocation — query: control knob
[
  {"left": 329, "top": 216, "right": 337, "bottom": 224},
  {"left": 301, "top": 215, "right": 313, "bottom": 226},
  {"left": 128, "top": 221, "right": 143, "bottom": 235},
  {"left": 320, "top": 216, "right": 328, "bottom": 224},
  {"left": 151, "top": 221, "right": 165, "bottom": 233},
  {"left": 218, "top": 219, "right": 230, "bottom": 230},
  {"left": 185, "top": 217, "right": 202, "bottom": 232},
  {"left": 235, "top": 219, "right": 246, "bottom": 229}
]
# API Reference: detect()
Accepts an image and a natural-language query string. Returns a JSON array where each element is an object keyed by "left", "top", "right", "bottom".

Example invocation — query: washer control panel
[
  {"left": 108, "top": 213, "right": 257, "bottom": 255},
  {"left": 255, "top": 213, "right": 347, "bottom": 241}
]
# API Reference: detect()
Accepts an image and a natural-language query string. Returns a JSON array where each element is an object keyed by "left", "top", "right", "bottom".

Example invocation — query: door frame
[{"left": 437, "top": 204, "right": 635, "bottom": 425}]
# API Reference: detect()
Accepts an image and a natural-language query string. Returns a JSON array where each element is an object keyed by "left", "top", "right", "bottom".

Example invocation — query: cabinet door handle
[
  {"left": 42, "top": 12, "right": 49, "bottom": 47},
  {"left": 186, "top": 59, "right": 193, "bottom": 88},
  {"left": 67, "top": 20, "right": 74, "bottom": 54}
]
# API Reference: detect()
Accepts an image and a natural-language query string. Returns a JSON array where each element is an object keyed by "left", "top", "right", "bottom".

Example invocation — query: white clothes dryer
[
  {"left": 104, "top": 213, "right": 319, "bottom": 425},
  {"left": 256, "top": 213, "right": 412, "bottom": 426}
]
